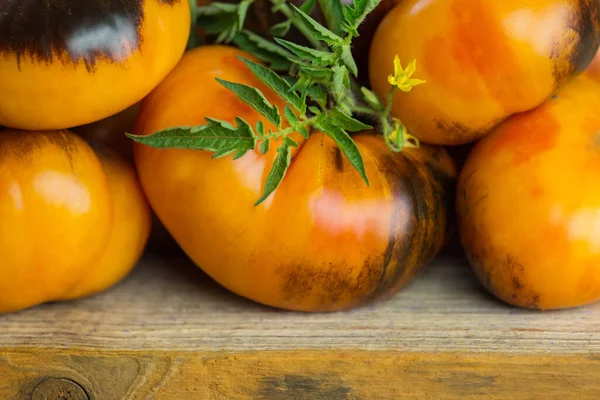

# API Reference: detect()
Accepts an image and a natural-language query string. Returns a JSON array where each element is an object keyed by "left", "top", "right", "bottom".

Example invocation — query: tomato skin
[
  {"left": 133, "top": 45, "right": 456, "bottom": 312},
  {"left": 0, "top": 0, "right": 190, "bottom": 131},
  {"left": 0, "top": 130, "right": 151, "bottom": 313},
  {"left": 369, "top": 0, "right": 600, "bottom": 146},
  {"left": 585, "top": 49, "right": 600, "bottom": 81},
  {"left": 456, "top": 74, "right": 600, "bottom": 310}
]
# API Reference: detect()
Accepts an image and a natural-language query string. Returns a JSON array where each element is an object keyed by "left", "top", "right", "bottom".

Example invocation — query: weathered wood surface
[{"left": 0, "top": 251, "right": 599, "bottom": 399}]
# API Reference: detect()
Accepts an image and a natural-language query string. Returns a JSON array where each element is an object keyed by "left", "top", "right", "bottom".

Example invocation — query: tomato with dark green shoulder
[
  {"left": 0, "top": 0, "right": 190, "bottom": 131},
  {"left": 457, "top": 74, "right": 600, "bottom": 310},
  {"left": 133, "top": 45, "right": 456, "bottom": 312},
  {"left": 369, "top": 0, "right": 600, "bottom": 145}
]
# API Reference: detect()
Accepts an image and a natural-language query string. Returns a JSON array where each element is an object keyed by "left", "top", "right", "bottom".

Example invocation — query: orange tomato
[
  {"left": 585, "top": 48, "right": 600, "bottom": 81},
  {"left": 0, "top": 130, "right": 151, "bottom": 313},
  {"left": 369, "top": 0, "right": 600, "bottom": 145},
  {"left": 0, "top": 0, "right": 190, "bottom": 131},
  {"left": 133, "top": 45, "right": 456, "bottom": 312},
  {"left": 456, "top": 74, "right": 600, "bottom": 310}
]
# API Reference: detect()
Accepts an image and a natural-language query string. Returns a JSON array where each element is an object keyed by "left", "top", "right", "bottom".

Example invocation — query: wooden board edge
[{"left": 1, "top": 348, "right": 598, "bottom": 399}]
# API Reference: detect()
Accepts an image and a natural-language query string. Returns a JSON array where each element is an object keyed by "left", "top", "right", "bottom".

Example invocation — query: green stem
[
  {"left": 272, "top": 1, "right": 326, "bottom": 51},
  {"left": 263, "top": 115, "right": 318, "bottom": 139}
]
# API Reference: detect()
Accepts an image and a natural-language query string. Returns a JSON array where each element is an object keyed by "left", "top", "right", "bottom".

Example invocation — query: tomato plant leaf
[
  {"left": 260, "top": 138, "right": 270, "bottom": 154},
  {"left": 216, "top": 78, "right": 282, "bottom": 128},
  {"left": 274, "top": 38, "right": 337, "bottom": 66},
  {"left": 340, "top": 44, "right": 358, "bottom": 77},
  {"left": 255, "top": 120, "right": 265, "bottom": 136},
  {"left": 330, "top": 108, "right": 373, "bottom": 132},
  {"left": 342, "top": 0, "right": 381, "bottom": 37},
  {"left": 284, "top": 106, "right": 298, "bottom": 127},
  {"left": 361, "top": 86, "right": 384, "bottom": 111},
  {"left": 270, "top": 20, "right": 293, "bottom": 37},
  {"left": 239, "top": 57, "right": 306, "bottom": 114},
  {"left": 315, "top": 116, "right": 369, "bottom": 185},
  {"left": 126, "top": 117, "right": 257, "bottom": 160},
  {"left": 332, "top": 64, "right": 349, "bottom": 103},
  {"left": 318, "top": 0, "right": 344, "bottom": 36},
  {"left": 254, "top": 136, "right": 298, "bottom": 206},
  {"left": 290, "top": 4, "right": 344, "bottom": 47},
  {"left": 299, "top": 0, "right": 317, "bottom": 14},
  {"left": 232, "top": 32, "right": 292, "bottom": 71}
]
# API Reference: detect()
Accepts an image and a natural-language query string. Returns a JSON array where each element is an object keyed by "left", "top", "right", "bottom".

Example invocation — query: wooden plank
[
  {"left": 1, "top": 349, "right": 599, "bottom": 399},
  {"left": 0, "top": 253, "right": 598, "bottom": 353}
]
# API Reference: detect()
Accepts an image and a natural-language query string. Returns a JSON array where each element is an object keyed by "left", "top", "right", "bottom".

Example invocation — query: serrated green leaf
[
  {"left": 270, "top": 20, "right": 292, "bottom": 37},
  {"left": 318, "top": 0, "right": 344, "bottom": 36},
  {"left": 342, "top": 0, "right": 381, "bottom": 36},
  {"left": 315, "top": 116, "right": 369, "bottom": 185},
  {"left": 297, "top": 125, "right": 309, "bottom": 138},
  {"left": 284, "top": 106, "right": 298, "bottom": 127},
  {"left": 216, "top": 78, "right": 281, "bottom": 128},
  {"left": 361, "top": 87, "right": 384, "bottom": 111},
  {"left": 239, "top": 57, "right": 306, "bottom": 114},
  {"left": 306, "top": 84, "right": 327, "bottom": 108},
  {"left": 330, "top": 108, "right": 372, "bottom": 132},
  {"left": 126, "top": 117, "right": 256, "bottom": 160},
  {"left": 332, "top": 65, "right": 348, "bottom": 103},
  {"left": 298, "top": 65, "right": 334, "bottom": 80},
  {"left": 232, "top": 31, "right": 293, "bottom": 71},
  {"left": 308, "top": 106, "right": 321, "bottom": 115},
  {"left": 237, "top": 0, "right": 253, "bottom": 31},
  {"left": 260, "top": 138, "right": 270, "bottom": 154},
  {"left": 300, "top": 0, "right": 317, "bottom": 14},
  {"left": 254, "top": 136, "right": 298, "bottom": 206},
  {"left": 256, "top": 120, "right": 265, "bottom": 135},
  {"left": 274, "top": 38, "right": 337, "bottom": 66},
  {"left": 290, "top": 4, "right": 344, "bottom": 47},
  {"left": 196, "top": 3, "right": 239, "bottom": 15},
  {"left": 340, "top": 44, "right": 358, "bottom": 77}
]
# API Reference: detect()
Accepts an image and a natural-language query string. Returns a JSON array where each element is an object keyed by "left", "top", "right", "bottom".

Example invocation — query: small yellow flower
[
  {"left": 387, "top": 118, "right": 420, "bottom": 150},
  {"left": 388, "top": 56, "right": 426, "bottom": 92}
]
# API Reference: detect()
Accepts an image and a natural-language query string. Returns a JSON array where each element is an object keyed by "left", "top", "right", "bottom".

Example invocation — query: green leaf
[
  {"left": 330, "top": 108, "right": 373, "bottom": 132},
  {"left": 196, "top": 2, "right": 239, "bottom": 15},
  {"left": 315, "top": 116, "right": 369, "bottom": 185},
  {"left": 332, "top": 65, "right": 348, "bottom": 103},
  {"left": 306, "top": 84, "right": 327, "bottom": 108},
  {"left": 274, "top": 38, "right": 337, "bottom": 66},
  {"left": 260, "top": 138, "right": 270, "bottom": 154},
  {"left": 270, "top": 20, "right": 293, "bottom": 37},
  {"left": 342, "top": 0, "right": 381, "bottom": 36},
  {"left": 361, "top": 87, "right": 384, "bottom": 111},
  {"left": 297, "top": 125, "right": 310, "bottom": 138},
  {"left": 216, "top": 78, "right": 282, "bottom": 128},
  {"left": 232, "top": 31, "right": 293, "bottom": 71},
  {"left": 318, "top": 0, "right": 344, "bottom": 36},
  {"left": 256, "top": 120, "right": 265, "bottom": 136},
  {"left": 284, "top": 106, "right": 298, "bottom": 127},
  {"left": 254, "top": 136, "right": 299, "bottom": 206},
  {"left": 298, "top": 65, "right": 334, "bottom": 80},
  {"left": 237, "top": 0, "right": 253, "bottom": 31},
  {"left": 290, "top": 4, "right": 344, "bottom": 47},
  {"left": 340, "top": 44, "right": 358, "bottom": 77},
  {"left": 126, "top": 117, "right": 256, "bottom": 160},
  {"left": 239, "top": 57, "right": 306, "bottom": 114},
  {"left": 308, "top": 106, "right": 321, "bottom": 115},
  {"left": 299, "top": 0, "right": 317, "bottom": 14}
]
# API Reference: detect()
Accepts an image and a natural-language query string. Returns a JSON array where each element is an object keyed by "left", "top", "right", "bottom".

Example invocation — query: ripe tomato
[
  {"left": 369, "top": 0, "right": 600, "bottom": 145},
  {"left": 133, "top": 45, "right": 456, "bottom": 312},
  {"left": 0, "top": 0, "right": 190, "bottom": 131},
  {"left": 585, "top": 48, "right": 600, "bottom": 81},
  {"left": 456, "top": 74, "right": 600, "bottom": 310},
  {"left": 0, "top": 130, "right": 151, "bottom": 313}
]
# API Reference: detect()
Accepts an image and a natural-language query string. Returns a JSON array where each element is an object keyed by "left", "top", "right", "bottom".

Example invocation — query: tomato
[
  {"left": 133, "top": 45, "right": 456, "bottom": 312},
  {"left": 456, "top": 74, "right": 600, "bottom": 310},
  {"left": 585, "top": 48, "right": 600, "bottom": 81},
  {"left": 0, "top": 0, "right": 191, "bottom": 131},
  {"left": 369, "top": 0, "right": 600, "bottom": 146},
  {"left": 0, "top": 130, "right": 151, "bottom": 313}
]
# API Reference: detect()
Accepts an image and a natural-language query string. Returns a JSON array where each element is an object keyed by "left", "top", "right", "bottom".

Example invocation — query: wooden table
[{"left": 1, "top": 250, "right": 598, "bottom": 399}]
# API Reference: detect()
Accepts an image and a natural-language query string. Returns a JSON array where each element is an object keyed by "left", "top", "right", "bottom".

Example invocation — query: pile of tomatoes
[{"left": 1, "top": 0, "right": 600, "bottom": 314}]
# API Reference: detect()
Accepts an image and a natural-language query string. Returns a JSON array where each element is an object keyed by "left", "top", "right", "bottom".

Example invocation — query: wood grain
[
  {"left": 0, "top": 252, "right": 599, "bottom": 398},
  {"left": 0, "top": 253, "right": 598, "bottom": 353}
]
